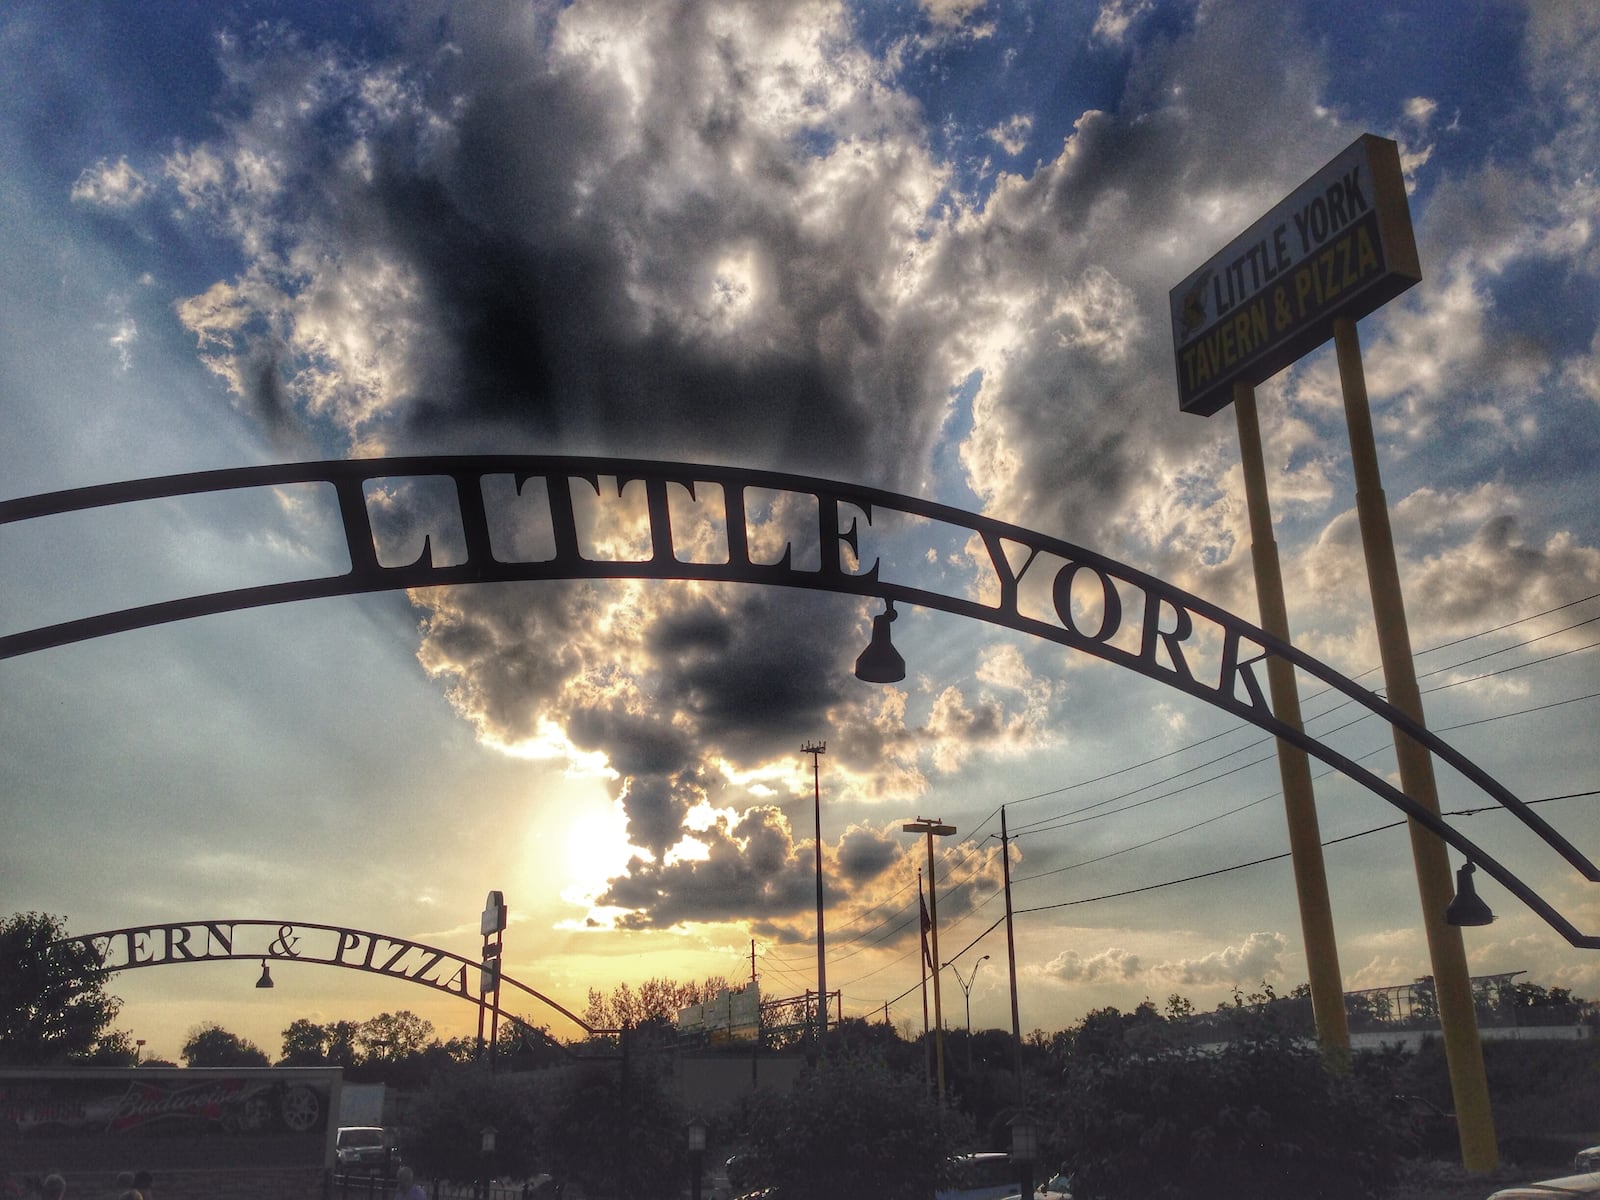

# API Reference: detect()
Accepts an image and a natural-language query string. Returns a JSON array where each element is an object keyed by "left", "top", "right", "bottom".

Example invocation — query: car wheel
[{"left": 279, "top": 1085, "right": 321, "bottom": 1132}]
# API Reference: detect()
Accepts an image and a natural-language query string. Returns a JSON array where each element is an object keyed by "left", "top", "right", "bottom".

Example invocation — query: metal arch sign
[
  {"left": 1169, "top": 133, "right": 1422, "bottom": 416},
  {"left": 2, "top": 454, "right": 1596, "bottom": 947},
  {"left": 60, "top": 918, "right": 598, "bottom": 1037}
]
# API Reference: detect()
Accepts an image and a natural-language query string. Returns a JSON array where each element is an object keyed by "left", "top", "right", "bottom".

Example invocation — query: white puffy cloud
[
  {"left": 70, "top": 157, "right": 150, "bottom": 207},
  {"left": 1153, "top": 930, "right": 1289, "bottom": 986},
  {"left": 1039, "top": 944, "right": 1142, "bottom": 983}
]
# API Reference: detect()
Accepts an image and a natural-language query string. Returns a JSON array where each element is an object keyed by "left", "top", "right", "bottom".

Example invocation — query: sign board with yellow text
[{"left": 1170, "top": 134, "right": 1420, "bottom": 416}]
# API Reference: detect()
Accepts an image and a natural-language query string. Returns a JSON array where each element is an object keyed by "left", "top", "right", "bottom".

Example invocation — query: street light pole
[{"left": 953, "top": 955, "right": 990, "bottom": 1071}]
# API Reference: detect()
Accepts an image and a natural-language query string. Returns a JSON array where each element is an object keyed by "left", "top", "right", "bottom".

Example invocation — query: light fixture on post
[
  {"left": 1008, "top": 1112, "right": 1037, "bottom": 1200},
  {"left": 854, "top": 600, "right": 905, "bottom": 683},
  {"left": 255, "top": 958, "right": 274, "bottom": 989},
  {"left": 687, "top": 1117, "right": 707, "bottom": 1200},
  {"left": 1445, "top": 860, "right": 1495, "bottom": 927},
  {"left": 953, "top": 954, "right": 990, "bottom": 1071},
  {"left": 480, "top": 1126, "right": 496, "bottom": 1200}
]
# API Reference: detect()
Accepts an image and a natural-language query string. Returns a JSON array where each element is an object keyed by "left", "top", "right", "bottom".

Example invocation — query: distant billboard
[
  {"left": 1170, "top": 133, "right": 1421, "bottom": 416},
  {"left": 678, "top": 981, "right": 762, "bottom": 1043},
  {"left": 0, "top": 1067, "right": 339, "bottom": 1177}
]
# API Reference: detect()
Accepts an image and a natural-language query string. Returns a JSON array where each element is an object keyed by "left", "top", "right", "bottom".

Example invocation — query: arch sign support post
[{"left": 1169, "top": 133, "right": 1491, "bottom": 1169}]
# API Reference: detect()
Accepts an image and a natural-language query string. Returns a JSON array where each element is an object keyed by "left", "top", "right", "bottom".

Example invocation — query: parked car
[
  {"left": 1486, "top": 1169, "right": 1600, "bottom": 1198},
  {"left": 937, "top": 1152, "right": 1023, "bottom": 1200},
  {"left": 336, "top": 1125, "right": 398, "bottom": 1175},
  {"left": 1036, "top": 1171, "right": 1074, "bottom": 1198},
  {"left": 1578, "top": 1147, "right": 1600, "bottom": 1173}
]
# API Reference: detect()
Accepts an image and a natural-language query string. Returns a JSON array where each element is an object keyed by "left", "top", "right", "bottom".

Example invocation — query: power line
[
  {"left": 1014, "top": 794, "right": 1586, "bottom": 916},
  {"left": 1002, "top": 591, "right": 1599, "bottom": 812},
  {"left": 1012, "top": 689, "right": 1598, "bottom": 856},
  {"left": 1009, "top": 635, "right": 1599, "bottom": 843}
]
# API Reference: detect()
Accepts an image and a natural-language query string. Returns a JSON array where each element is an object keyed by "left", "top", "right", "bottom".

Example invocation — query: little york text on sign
[{"left": 1169, "top": 134, "right": 1420, "bottom": 416}]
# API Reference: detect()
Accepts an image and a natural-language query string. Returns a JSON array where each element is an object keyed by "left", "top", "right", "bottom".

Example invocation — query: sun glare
[{"left": 557, "top": 800, "right": 637, "bottom": 897}]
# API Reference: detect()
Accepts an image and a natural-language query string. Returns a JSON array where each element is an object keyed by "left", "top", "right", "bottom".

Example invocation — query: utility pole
[
  {"left": 904, "top": 817, "right": 956, "bottom": 1101},
  {"left": 1000, "top": 807, "right": 1024, "bottom": 1101},
  {"left": 919, "top": 868, "right": 931, "bottom": 1087},
  {"left": 803, "top": 741, "right": 828, "bottom": 1044}
]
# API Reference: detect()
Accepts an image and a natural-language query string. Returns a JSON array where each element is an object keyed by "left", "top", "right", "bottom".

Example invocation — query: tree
[
  {"left": 583, "top": 975, "right": 730, "bottom": 1030},
  {"left": 81, "top": 1028, "right": 140, "bottom": 1066},
  {"left": 405, "top": 1071, "right": 544, "bottom": 1184},
  {"left": 539, "top": 1058, "right": 656, "bottom": 1197},
  {"left": 182, "top": 1022, "right": 270, "bottom": 1067},
  {"left": 280, "top": 1017, "right": 331, "bottom": 1065},
  {"left": 358, "top": 1010, "right": 435, "bottom": 1060},
  {"left": 1051, "top": 1025, "right": 1403, "bottom": 1199},
  {"left": 0, "top": 912, "right": 122, "bottom": 1065},
  {"left": 742, "top": 1056, "right": 973, "bottom": 1200}
]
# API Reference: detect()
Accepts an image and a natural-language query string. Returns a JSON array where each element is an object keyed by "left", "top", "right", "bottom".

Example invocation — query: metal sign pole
[
  {"left": 1332, "top": 316, "right": 1497, "bottom": 1171},
  {"left": 1231, "top": 378, "right": 1351, "bottom": 1068}
]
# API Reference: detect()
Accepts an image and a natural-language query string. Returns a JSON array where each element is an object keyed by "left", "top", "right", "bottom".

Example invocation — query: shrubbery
[
  {"left": 741, "top": 1055, "right": 974, "bottom": 1200},
  {"left": 1049, "top": 1027, "right": 1406, "bottom": 1199}
]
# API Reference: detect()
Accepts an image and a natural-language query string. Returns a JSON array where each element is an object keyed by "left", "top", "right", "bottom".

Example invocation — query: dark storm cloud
[
  {"left": 162, "top": 3, "right": 971, "bottom": 899},
  {"left": 929, "top": 0, "right": 1350, "bottom": 573},
  {"left": 643, "top": 589, "right": 850, "bottom": 753},
  {"left": 595, "top": 805, "right": 817, "bottom": 929},
  {"left": 150, "top": 0, "right": 1371, "bottom": 929},
  {"left": 836, "top": 824, "right": 898, "bottom": 885},
  {"left": 343, "top": 2, "right": 936, "bottom": 485},
  {"left": 614, "top": 772, "right": 699, "bottom": 861}
]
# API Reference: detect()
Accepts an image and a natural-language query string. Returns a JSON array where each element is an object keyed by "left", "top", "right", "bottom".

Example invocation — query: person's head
[{"left": 42, "top": 1175, "right": 65, "bottom": 1199}]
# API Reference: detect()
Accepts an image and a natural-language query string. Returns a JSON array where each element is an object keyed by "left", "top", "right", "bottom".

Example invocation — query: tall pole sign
[
  {"left": 480, "top": 891, "right": 507, "bottom": 1073},
  {"left": 1171, "top": 134, "right": 1497, "bottom": 1173},
  {"left": 1170, "top": 133, "right": 1420, "bottom": 416}
]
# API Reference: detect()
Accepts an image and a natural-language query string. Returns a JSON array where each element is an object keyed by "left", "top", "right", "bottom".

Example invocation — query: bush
[
  {"left": 403, "top": 1070, "right": 544, "bottom": 1184},
  {"left": 1052, "top": 1031, "right": 1405, "bottom": 1199},
  {"left": 742, "top": 1055, "right": 974, "bottom": 1200}
]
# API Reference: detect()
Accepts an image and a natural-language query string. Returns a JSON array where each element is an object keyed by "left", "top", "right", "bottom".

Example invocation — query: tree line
[{"left": 7, "top": 911, "right": 1599, "bottom": 1198}]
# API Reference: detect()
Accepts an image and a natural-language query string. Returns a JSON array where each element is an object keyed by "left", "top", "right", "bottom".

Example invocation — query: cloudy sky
[{"left": 2, "top": 0, "right": 1597, "bottom": 1062}]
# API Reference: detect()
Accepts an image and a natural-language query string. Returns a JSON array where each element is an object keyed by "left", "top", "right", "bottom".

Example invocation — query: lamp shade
[
  {"left": 1444, "top": 861, "right": 1494, "bottom": 927},
  {"left": 854, "top": 601, "right": 906, "bottom": 683},
  {"left": 255, "top": 959, "right": 274, "bottom": 989},
  {"left": 1008, "top": 1113, "right": 1037, "bottom": 1161}
]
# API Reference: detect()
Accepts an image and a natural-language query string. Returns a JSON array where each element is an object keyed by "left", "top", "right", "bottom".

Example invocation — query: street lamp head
[
  {"left": 1444, "top": 860, "right": 1495, "bottom": 927},
  {"left": 255, "top": 959, "right": 274, "bottom": 989},
  {"left": 1008, "top": 1113, "right": 1037, "bottom": 1162},
  {"left": 854, "top": 600, "right": 906, "bottom": 683}
]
